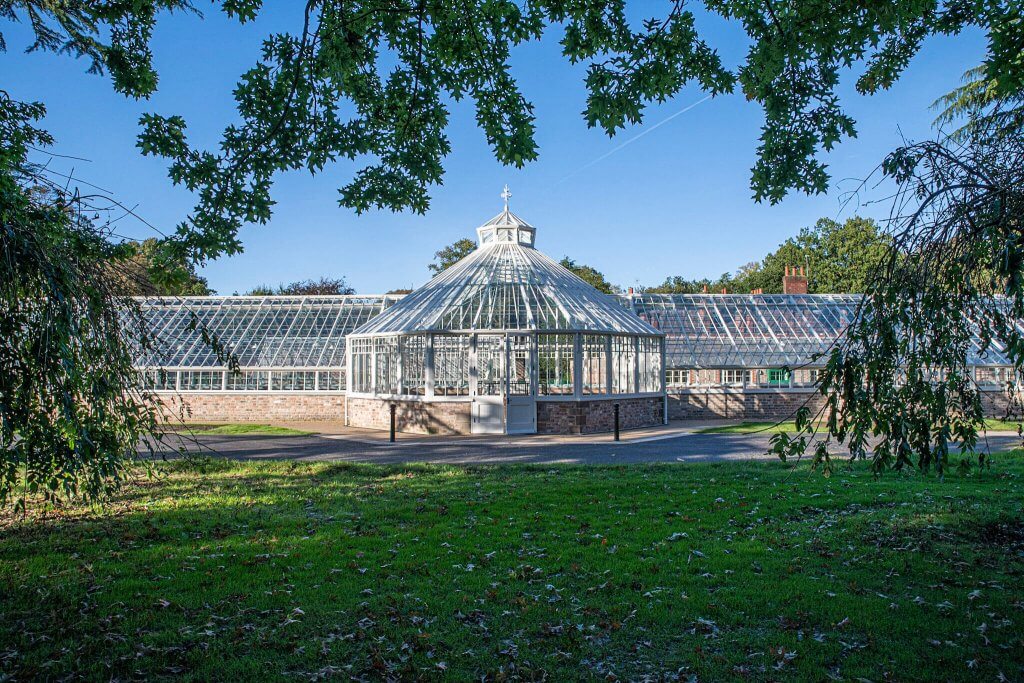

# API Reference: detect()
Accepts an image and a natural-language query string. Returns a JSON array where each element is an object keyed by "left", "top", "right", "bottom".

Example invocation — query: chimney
[
  {"left": 720, "top": 287, "right": 728, "bottom": 294},
  {"left": 702, "top": 284, "right": 709, "bottom": 293},
  {"left": 782, "top": 265, "right": 808, "bottom": 295},
  {"left": 627, "top": 286, "right": 634, "bottom": 295}
]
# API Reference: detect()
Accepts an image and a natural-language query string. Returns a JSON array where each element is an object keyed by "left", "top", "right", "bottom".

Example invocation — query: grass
[
  {"left": 180, "top": 423, "right": 313, "bottom": 436},
  {"left": 695, "top": 421, "right": 802, "bottom": 434},
  {"left": 697, "top": 418, "right": 1024, "bottom": 435},
  {"left": 2, "top": 457, "right": 1023, "bottom": 681}
]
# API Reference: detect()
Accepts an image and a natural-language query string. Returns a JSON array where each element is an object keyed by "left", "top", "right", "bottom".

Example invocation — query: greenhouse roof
[
  {"left": 351, "top": 207, "right": 660, "bottom": 337},
  {"left": 629, "top": 293, "right": 1017, "bottom": 368},
  {"left": 135, "top": 295, "right": 397, "bottom": 368},
  {"left": 135, "top": 293, "right": 1016, "bottom": 370}
]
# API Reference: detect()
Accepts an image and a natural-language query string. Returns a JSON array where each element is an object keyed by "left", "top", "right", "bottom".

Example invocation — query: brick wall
[
  {"left": 154, "top": 392, "right": 346, "bottom": 423},
  {"left": 346, "top": 396, "right": 471, "bottom": 435},
  {"left": 537, "top": 396, "right": 664, "bottom": 434},
  {"left": 670, "top": 388, "right": 1018, "bottom": 421},
  {"left": 668, "top": 389, "right": 824, "bottom": 421}
]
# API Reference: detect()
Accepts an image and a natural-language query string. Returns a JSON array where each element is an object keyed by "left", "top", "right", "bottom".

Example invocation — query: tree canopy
[
  {"left": 647, "top": 216, "right": 890, "bottom": 294},
  {"left": 107, "top": 238, "right": 212, "bottom": 296},
  {"left": 428, "top": 238, "right": 476, "bottom": 275},
  {"left": 6, "top": 2, "right": 1020, "bottom": 263},
  {"left": 245, "top": 276, "right": 354, "bottom": 296},
  {"left": 559, "top": 257, "right": 616, "bottom": 294}
]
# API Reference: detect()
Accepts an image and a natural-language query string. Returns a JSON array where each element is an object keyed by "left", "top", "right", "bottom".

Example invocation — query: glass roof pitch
[
  {"left": 135, "top": 296, "right": 397, "bottom": 368},
  {"left": 630, "top": 294, "right": 1020, "bottom": 368},
  {"left": 351, "top": 243, "right": 660, "bottom": 336},
  {"left": 629, "top": 294, "right": 861, "bottom": 368}
]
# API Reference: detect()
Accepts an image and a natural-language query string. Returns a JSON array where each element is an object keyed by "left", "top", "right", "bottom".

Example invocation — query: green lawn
[
  {"left": 2, "top": 457, "right": 1023, "bottom": 680},
  {"left": 177, "top": 423, "right": 313, "bottom": 436},
  {"left": 697, "top": 418, "right": 1024, "bottom": 435},
  {"left": 695, "top": 420, "right": 803, "bottom": 434}
]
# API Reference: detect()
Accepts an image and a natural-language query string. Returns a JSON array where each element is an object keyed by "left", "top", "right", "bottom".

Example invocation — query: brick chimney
[{"left": 782, "top": 265, "right": 808, "bottom": 294}]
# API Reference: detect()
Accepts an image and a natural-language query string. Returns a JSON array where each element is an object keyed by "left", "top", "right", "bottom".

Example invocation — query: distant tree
[
  {"left": 428, "top": 238, "right": 476, "bottom": 275},
  {"left": 559, "top": 257, "right": 616, "bottom": 294},
  {"left": 649, "top": 216, "right": 889, "bottom": 295},
  {"left": 106, "top": 238, "right": 212, "bottom": 296},
  {"left": 245, "top": 277, "right": 355, "bottom": 296},
  {"left": 386, "top": 288, "right": 413, "bottom": 295},
  {"left": 646, "top": 273, "right": 736, "bottom": 294}
]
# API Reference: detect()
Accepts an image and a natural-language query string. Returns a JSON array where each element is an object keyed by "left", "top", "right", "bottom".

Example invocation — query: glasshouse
[
  {"left": 343, "top": 203, "right": 665, "bottom": 434},
  {"left": 137, "top": 203, "right": 1019, "bottom": 434}
]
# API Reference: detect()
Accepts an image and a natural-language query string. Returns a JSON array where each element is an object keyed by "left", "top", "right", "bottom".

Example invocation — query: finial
[{"left": 500, "top": 184, "right": 511, "bottom": 211}]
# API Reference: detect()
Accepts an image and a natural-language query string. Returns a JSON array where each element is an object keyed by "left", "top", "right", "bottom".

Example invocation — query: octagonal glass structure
[{"left": 346, "top": 207, "right": 666, "bottom": 408}]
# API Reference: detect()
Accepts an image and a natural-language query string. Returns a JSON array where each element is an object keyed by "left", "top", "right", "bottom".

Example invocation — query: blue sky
[{"left": 5, "top": 7, "right": 987, "bottom": 294}]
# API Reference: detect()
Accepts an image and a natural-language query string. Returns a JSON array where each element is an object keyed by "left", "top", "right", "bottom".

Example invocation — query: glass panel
[
  {"left": 350, "top": 338, "right": 373, "bottom": 393},
  {"left": 638, "top": 337, "right": 662, "bottom": 393},
  {"left": 538, "top": 334, "right": 574, "bottom": 395},
  {"left": 476, "top": 335, "right": 505, "bottom": 396},
  {"left": 434, "top": 336, "right": 469, "bottom": 396},
  {"left": 508, "top": 335, "right": 533, "bottom": 396},
  {"left": 226, "top": 370, "right": 268, "bottom": 391},
  {"left": 374, "top": 337, "right": 399, "bottom": 395},
  {"left": 581, "top": 335, "right": 607, "bottom": 395},
  {"left": 611, "top": 336, "right": 636, "bottom": 394},
  {"left": 401, "top": 335, "right": 426, "bottom": 395}
]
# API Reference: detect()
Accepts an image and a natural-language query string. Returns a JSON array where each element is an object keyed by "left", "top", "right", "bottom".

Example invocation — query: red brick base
[
  {"left": 670, "top": 388, "right": 1018, "bottom": 421},
  {"left": 537, "top": 396, "right": 664, "bottom": 434},
  {"left": 154, "top": 392, "right": 345, "bottom": 423},
  {"left": 345, "top": 396, "right": 471, "bottom": 435}
]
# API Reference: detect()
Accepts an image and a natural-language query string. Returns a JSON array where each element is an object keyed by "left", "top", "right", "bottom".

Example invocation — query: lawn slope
[{"left": 1, "top": 457, "right": 1022, "bottom": 680}]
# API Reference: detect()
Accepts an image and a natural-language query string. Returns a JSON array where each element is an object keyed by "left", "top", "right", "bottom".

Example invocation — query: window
[
  {"left": 180, "top": 370, "right": 221, "bottom": 391},
  {"left": 374, "top": 337, "right": 399, "bottom": 394},
  {"left": 138, "top": 369, "right": 177, "bottom": 391},
  {"left": 317, "top": 370, "right": 344, "bottom": 391},
  {"left": 401, "top": 336, "right": 426, "bottom": 395},
  {"left": 271, "top": 370, "right": 315, "bottom": 390},
  {"left": 350, "top": 338, "right": 373, "bottom": 393},
  {"left": 975, "top": 367, "right": 999, "bottom": 385},
  {"left": 538, "top": 334, "right": 574, "bottom": 395},
  {"left": 638, "top": 337, "right": 662, "bottom": 392},
  {"left": 434, "top": 336, "right": 469, "bottom": 396},
  {"left": 475, "top": 335, "right": 504, "bottom": 396},
  {"left": 721, "top": 369, "right": 749, "bottom": 386},
  {"left": 666, "top": 369, "right": 690, "bottom": 388},
  {"left": 767, "top": 368, "right": 791, "bottom": 387},
  {"left": 611, "top": 336, "right": 637, "bottom": 394},
  {"left": 227, "top": 370, "right": 269, "bottom": 391},
  {"left": 581, "top": 335, "right": 608, "bottom": 394}
]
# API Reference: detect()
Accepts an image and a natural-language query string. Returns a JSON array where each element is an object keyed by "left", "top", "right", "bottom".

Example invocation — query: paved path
[{"left": 150, "top": 427, "right": 1021, "bottom": 466}]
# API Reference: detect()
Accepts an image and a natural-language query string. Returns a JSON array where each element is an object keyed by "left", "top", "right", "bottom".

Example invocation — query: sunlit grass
[
  {"left": 695, "top": 420, "right": 802, "bottom": 434},
  {"left": 1, "top": 455, "right": 1022, "bottom": 680},
  {"left": 182, "top": 423, "right": 313, "bottom": 436}
]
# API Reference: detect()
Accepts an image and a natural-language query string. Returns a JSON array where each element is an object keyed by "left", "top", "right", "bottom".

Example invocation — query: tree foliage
[
  {"left": 647, "top": 216, "right": 890, "bottom": 294},
  {"left": 933, "top": 65, "right": 1024, "bottom": 142},
  {"left": 0, "top": 98, "right": 164, "bottom": 509},
  {"left": 245, "top": 276, "right": 354, "bottom": 296},
  {"left": 107, "top": 238, "right": 212, "bottom": 296},
  {"left": 773, "top": 109, "right": 1024, "bottom": 474},
  {"left": 124, "top": 1, "right": 1024, "bottom": 262},
  {"left": 428, "top": 238, "right": 476, "bottom": 275},
  {"left": 559, "top": 257, "right": 616, "bottom": 294}
]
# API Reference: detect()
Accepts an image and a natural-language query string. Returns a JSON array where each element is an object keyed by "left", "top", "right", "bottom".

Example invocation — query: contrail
[{"left": 557, "top": 93, "right": 713, "bottom": 184}]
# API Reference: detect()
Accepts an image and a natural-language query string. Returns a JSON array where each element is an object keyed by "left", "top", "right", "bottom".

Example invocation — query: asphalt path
[{"left": 149, "top": 430, "right": 1021, "bottom": 466}]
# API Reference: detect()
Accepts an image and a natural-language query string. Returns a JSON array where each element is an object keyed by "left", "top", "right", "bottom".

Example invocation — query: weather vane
[{"left": 501, "top": 184, "right": 511, "bottom": 211}]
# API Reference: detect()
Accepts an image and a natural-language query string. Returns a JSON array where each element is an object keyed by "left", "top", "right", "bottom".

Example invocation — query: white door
[
  {"left": 505, "top": 395, "right": 536, "bottom": 434},
  {"left": 505, "top": 335, "right": 536, "bottom": 434},
  {"left": 471, "top": 396, "right": 504, "bottom": 434}
]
